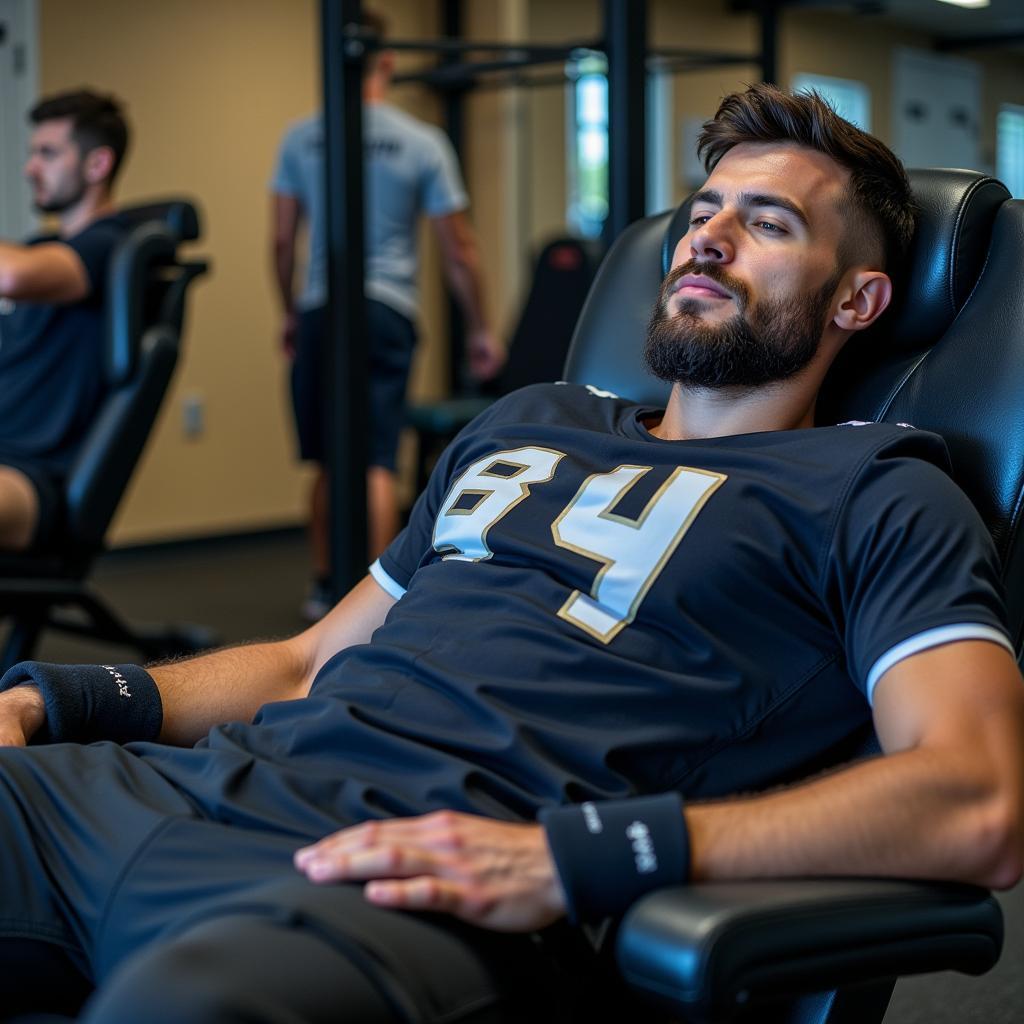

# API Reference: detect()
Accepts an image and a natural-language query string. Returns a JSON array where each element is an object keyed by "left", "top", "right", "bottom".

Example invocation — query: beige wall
[
  {"left": 40, "top": 0, "right": 322, "bottom": 544},
  {"left": 35, "top": 0, "right": 1024, "bottom": 545},
  {"left": 38, "top": 0, "right": 450, "bottom": 544}
]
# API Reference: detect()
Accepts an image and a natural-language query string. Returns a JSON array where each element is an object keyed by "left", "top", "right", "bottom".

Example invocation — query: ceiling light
[{"left": 934, "top": 0, "right": 991, "bottom": 9}]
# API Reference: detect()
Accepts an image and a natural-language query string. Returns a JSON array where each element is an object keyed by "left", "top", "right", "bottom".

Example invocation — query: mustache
[{"left": 660, "top": 260, "right": 750, "bottom": 309}]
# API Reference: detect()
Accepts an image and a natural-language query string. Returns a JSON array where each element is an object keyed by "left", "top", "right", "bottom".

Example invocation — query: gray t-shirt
[{"left": 271, "top": 103, "right": 468, "bottom": 319}]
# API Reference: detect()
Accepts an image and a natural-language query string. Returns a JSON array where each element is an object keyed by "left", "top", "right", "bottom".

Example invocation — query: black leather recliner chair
[
  {"left": 0, "top": 199, "right": 212, "bottom": 672},
  {"left": 563, "top": 169, "right": 1021, "bottom": 1022}
]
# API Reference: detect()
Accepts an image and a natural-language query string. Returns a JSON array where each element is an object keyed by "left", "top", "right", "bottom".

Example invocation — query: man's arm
[
  {"left": 0, "top": 240, "right": 90, "bottom": 303},
  {"left": 685, "top": 639, "right": 1024, "bottom": 887},
  {"left": 270, "top": 193, "right": 302, "bottom": 357},
  {"left": 294, "top": 638, "right": 1024, "bottom": 931},
  {"left": 153, "top": 574, "right": 396, "bottom": 745},
  {"left": 431, "top": 210, "right": 504, "bottom": 381},
  {"left": 0, "top": 574, "right": 396, "bottom": 749}
]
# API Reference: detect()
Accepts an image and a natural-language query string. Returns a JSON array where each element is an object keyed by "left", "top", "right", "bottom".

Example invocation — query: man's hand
[
  {"left": 0, "top": 685, "right": 46, "bottom": 746},
  {"left": 280, "top": 310, "right": 299, "bottom": 359},
  {"left": 294, "top": 810, "right": 566, "bottom": 932},
  {"left": 467, "top": 328, "right": 505, "bottom": 382}
]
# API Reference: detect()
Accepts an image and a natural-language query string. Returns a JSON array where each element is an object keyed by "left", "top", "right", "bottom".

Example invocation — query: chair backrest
[
  {"left": 564, "top": 169, "right": 1024, "bottom": 652},
  {"left": 496, "top": 235, "right": 604, "bottom": 394},
  {"left": 63, "top": 198, "right": 207, "bottom": 553}
]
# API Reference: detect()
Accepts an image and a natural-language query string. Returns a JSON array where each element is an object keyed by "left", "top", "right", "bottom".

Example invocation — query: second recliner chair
[{"left": 0, "top": 198, "right": 213, "bottom": 672}]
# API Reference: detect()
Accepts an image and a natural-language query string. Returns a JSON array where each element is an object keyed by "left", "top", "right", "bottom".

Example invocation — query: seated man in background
[
  {"left": 0, "top": 85, "right": 1020, "bottom": 1023},
  {"left": 0, "top": 89, "right": 129, "bottom": 552}
]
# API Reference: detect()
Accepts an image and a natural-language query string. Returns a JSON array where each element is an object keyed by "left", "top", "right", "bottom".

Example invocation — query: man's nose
[{"left": 688, "top": 215, "right": 734, "bottom": 264}]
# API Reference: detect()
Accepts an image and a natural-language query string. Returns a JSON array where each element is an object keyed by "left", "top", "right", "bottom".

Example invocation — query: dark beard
[
  {"left": 33, "top": 176, "right": 88, "bottom": 215},
  {"left": 643, "top": 260, "right": 840, "bottom": 389}
]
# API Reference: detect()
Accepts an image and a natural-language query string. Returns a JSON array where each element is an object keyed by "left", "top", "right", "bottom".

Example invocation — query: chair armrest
[{"left": 615, "top": 879, "right": 1003, "bottom": 1022}]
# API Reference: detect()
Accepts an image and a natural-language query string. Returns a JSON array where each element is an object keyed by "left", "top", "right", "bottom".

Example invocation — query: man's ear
[
  {"left": 832, "top": 270, "right": 892, "bottom": 333},
  {"left": 83, "top": 145, "right": 115, "bottom": 186}
]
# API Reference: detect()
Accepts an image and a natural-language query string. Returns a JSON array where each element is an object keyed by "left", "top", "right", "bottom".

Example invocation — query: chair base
[{"left": 0, "top": 579, "right": 219, "bottom": 672}]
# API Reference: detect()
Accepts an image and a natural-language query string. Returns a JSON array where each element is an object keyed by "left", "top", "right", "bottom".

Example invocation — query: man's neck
[
  {"left": 649, "top": 380, "right": 819, "bottom": 441},
  {"left": 363, "top": 76, "right": 388, "bottom": 104},
  {"left": 57, "top": 190, "right": 114, "bottom": 239}
]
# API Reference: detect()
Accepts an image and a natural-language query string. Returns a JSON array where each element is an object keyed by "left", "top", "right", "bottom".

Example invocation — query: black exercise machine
[{"left": 407, "top": 235, "right": 605, "bottom": 494}]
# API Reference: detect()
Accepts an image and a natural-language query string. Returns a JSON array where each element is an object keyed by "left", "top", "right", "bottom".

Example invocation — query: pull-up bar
[{"left": 319, "top": 0, "right": 776, "bottom": 600}]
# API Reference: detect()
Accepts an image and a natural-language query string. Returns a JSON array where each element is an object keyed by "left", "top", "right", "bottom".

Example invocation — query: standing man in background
[
  {"left": 271, "top": 9, "right": 503, "bottom": 622},
  {"left": 0, "top": 89, "right": 129, "bottom": 554}
]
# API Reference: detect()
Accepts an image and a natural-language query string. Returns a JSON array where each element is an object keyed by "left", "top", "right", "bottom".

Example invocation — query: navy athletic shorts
[
  {"left": 0, "top": 742, "right": 592, "bottom": 1023},
  {"left": 291, "top": 300, "right": 417, "bottom": 472},
  {"left": 0, "top": 455, "right": 65, "bottom": 552}
]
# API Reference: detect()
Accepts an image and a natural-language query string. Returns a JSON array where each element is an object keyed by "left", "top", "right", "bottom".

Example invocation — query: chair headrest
[
  {"left": 566, "top": 166, "right": 1009, "bottom": 412},
  {"left": 115, "top": 198, "right": 202, "bottom": 242},
  {"left": 660, "top": 168, "right": 1009, "bottom": 353},
  {"left": 105, "top": 225, "right": 178, "bottom": 386}
]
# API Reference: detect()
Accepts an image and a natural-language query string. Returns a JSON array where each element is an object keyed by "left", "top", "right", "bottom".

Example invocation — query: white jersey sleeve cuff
[
  {"left": 865, "top": 623, "right": 1014, "bottom": 704},
  {"left": 369, "top": 559, "right": 407, "bottom": 601}
]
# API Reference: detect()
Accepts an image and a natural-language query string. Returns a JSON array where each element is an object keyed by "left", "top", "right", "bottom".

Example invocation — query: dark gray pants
[{"left": 0, "top": 744, "right": 583, "bottom": 1023}]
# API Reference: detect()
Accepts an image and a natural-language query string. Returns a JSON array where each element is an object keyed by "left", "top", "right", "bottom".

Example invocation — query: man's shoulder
[
  {"left": 62, "top": 213, "right": 128, "bottom": 258},
  {"left": 810, "top": 421, "right": 981, "bottom": 526},
  {"left": 279, "top": 114, "right": 321, "bottom": 150},
  {"left": 76, "top": 212, "right": 128, "bottom": 240},
  {"left": 822, "top": 419, "right": 952, "bottom": 475},
  {"left": 466, "top": 381, "right": 638, "bottom": 436},
  {"left": 370, "top": 103, "right": 448, "bottom": 150}
]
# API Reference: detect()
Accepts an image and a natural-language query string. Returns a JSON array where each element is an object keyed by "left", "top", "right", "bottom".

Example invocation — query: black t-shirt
[
  {"left": 0, "top": 215, "right": 125, "bottom": 470},
  {"left": 137, "top": 383, "right": 1010, "bottom": 838}
]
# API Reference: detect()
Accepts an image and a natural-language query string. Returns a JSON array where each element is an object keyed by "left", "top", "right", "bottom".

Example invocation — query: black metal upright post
[
  {"left": 441, "top": 0, "right": 467, "bottom": 395},
  {"left": 759, "top": 2, "right": 778, "bottom": 85},
  {"left": 603, "top": 0, "right": 647, "bottom": 247},
  {"left": 321, "top": 0, "right": 368, "bottom": 600}
]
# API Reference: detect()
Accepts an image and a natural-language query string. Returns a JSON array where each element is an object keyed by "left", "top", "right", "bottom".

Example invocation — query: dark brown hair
[
  {"left": 361, "top": 9, "right": 388, "bottom": 76},
  {"left": 29, "top": 88, "right": 129, "bottom": 184},
  {"left": 698, "top": 83, "right": 914, "bottom": 271}
]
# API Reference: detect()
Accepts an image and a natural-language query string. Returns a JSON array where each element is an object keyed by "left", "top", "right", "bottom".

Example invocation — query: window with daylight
[
  {"left": 997, "top": 104, "right": 1024, "bottom": 199},
  {"left": 566, "top": 54, "right": 609, "bottom": 238},
  {"left": 791, "top": 72, "right": 871, "bottom": 131}
]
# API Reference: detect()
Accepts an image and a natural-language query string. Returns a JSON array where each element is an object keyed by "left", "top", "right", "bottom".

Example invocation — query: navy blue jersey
[
  {"left": 0, "top": 216, "right": 124, "bottom": 469},
  {"left": 138, "top": 383, "right": 1010, "bottom": 835}
]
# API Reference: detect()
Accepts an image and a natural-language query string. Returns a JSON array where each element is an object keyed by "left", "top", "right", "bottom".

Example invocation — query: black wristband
[
  {"left": 539, "top": 793, "right": 689, "bottom": 924},
  {"left": 0, "top": 661, "right": 163, "bottom": 745}
]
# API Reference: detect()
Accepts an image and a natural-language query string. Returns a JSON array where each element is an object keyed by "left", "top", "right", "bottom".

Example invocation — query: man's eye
[
  {"left": 756, "top": 220, "right": 786, "bottom": 233},
  {"left": 689, "top": 215, "right": 712, "bottom": 227}
]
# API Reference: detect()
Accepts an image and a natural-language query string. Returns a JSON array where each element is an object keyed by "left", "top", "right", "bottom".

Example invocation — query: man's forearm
[
  {"left": 444, "top": 250, "right": 488, "bottom": 333},
  {"left": 688, "top": 739, "right": 1023, "bottom": 889},
  {"left": 0, "top": 241, "right": 21, "bottom": 296},
  {"left": 273, "top": 243, "right": 295, "bottom": 315},
  {"left": 150, "top": 636, "right": 310, "bottom": 747}
]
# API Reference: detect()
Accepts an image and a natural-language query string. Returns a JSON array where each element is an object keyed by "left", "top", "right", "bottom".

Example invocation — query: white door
[
  {"left": 892, "top": 47, "right": 981, "bottom": 172},
  {"left": 0, "top": 0, "right": 39, "bottom": 241}
]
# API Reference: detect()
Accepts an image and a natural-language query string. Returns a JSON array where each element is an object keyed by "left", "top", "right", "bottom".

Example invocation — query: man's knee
[
  {"left": 80, "top": 922, "right": 256, "bottom": 1024},
  {"left": 80, "top": 914, "right": 392, "bottom": 1024},
  {"left": 0, "top": 466, "right": 39, "bottom": 551}
]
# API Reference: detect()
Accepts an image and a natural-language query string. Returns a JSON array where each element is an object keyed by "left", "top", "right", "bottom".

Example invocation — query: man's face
[
  {"left": 644, "top": 142, "right": 850, "bottom": 389},
  {"left": 24, "top": 118, "right": 88, "bottom": 214}
]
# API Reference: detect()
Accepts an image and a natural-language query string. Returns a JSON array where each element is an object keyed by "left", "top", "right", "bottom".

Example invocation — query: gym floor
[
  {"left": 12, "top": 529, "right": 1024, "bottom": 1021},
  {"left": 32, "top": 528, "right": 313, "bottom": 664}
]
